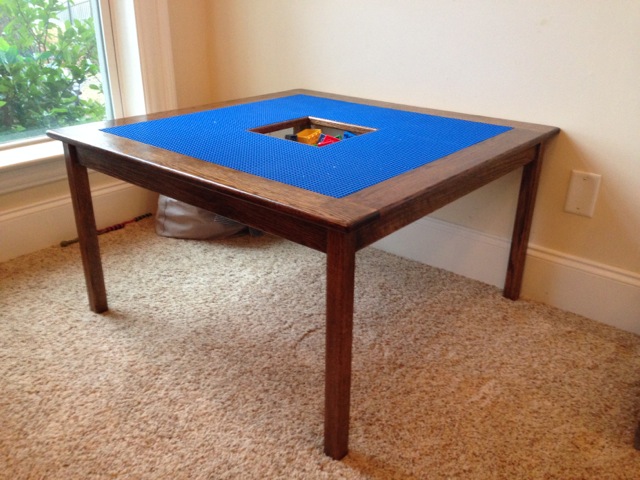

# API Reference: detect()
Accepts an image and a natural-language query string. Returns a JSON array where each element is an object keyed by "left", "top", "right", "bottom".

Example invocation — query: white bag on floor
[{"left": 155, "top": 195, "right": 247, "bottom": 239}]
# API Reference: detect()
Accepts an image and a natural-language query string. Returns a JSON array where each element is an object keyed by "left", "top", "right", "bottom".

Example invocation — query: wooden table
[{"left": 48, "top": 90, "right": 559, "bottom": 459}]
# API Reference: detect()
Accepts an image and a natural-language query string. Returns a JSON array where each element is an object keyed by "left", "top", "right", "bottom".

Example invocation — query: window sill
[{"left": 0, "top": 140, "right": 67, "bottom": 195}]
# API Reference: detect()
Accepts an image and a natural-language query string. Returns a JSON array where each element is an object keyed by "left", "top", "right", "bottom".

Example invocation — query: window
[
  {"left": 0, "top": 0, "right": 113, "bottom": 147},
  {"left": 0, "top": 0, "right": 175, "bottom": 195}
]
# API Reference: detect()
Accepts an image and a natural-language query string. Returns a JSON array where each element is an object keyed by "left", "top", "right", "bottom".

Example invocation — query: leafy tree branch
[{"left": 0, "top": 0, "right": 105, "bottom": 139}]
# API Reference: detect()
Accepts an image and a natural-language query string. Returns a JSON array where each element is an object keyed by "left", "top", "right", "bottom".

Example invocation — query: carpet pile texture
[{"left": 1, "top": 218, "right": 639, "bottom": 479}]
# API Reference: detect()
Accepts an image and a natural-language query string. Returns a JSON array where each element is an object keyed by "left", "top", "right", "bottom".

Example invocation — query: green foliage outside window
[{"left": 0, "top": 0, "right": 105, "bottom": 143}]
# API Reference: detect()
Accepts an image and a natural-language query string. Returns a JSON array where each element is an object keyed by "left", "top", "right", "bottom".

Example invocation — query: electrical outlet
[{"left": 564, "top": 170, "right": 601, "bottom": 217}]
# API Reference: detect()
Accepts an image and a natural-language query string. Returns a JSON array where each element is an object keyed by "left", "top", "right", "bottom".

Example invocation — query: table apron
[
  {"left": 355, "top": 145, "right": 540, "bottom": 249},
  {"left": 71, "top": 145, "right": 332, "bottom": 252}
]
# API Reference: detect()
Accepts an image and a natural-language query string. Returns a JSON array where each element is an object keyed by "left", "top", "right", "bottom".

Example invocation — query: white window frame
[{"left": 0, "top": 0, "right": 176, "bottom": 195}]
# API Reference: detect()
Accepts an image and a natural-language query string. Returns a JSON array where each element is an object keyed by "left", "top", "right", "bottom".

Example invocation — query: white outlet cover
[{"left": 564, "top": 170, "right": 601, "bottom": 217}]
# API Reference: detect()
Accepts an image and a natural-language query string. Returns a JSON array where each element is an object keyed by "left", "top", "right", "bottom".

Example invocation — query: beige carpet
[{"left": 1, "top": 217, "right": 639, "bottom": 479}]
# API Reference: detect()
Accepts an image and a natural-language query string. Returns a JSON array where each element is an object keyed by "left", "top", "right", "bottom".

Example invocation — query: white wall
[
  {"left": 196, "top": 0, "right": 639, "bottom": 333},
  {"left": 167, "top": 0, "right": 215, "bottom": 109},
  {"left": 206, "top": 0, "right": 639, "bottom": 269}
]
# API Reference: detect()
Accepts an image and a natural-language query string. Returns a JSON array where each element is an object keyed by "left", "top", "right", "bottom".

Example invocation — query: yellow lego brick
[{"left": 296, "top": 128, "right": 322, "bottom": 145}]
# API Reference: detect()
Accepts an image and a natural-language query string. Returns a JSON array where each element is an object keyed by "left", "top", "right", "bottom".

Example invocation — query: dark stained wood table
[{"left": 48, "top": 90, "right": 559, "bottom": 460}]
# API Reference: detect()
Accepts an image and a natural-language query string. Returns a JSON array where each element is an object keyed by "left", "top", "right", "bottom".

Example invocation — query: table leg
[
  {"left": 64, "top": 144, "right": 108, "bottom": 313},
  {"left": 324, "top": 230, "right": 356, "bottom": 460},
  {"left": 504, "top": 144, "right": 545, "bottom": 300}
]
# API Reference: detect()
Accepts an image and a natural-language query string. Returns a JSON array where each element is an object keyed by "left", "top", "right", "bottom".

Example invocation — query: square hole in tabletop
[{"left": 249, "top": 116, "right": 377, "bottom": 147}]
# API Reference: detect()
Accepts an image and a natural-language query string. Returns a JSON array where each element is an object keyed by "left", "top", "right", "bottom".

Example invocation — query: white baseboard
[
  {"left": 0, "top": 181, "right": 157, "bottom": 262},
  {"left": 373, "top": 217, "right": 640, "bottom": 335}
]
